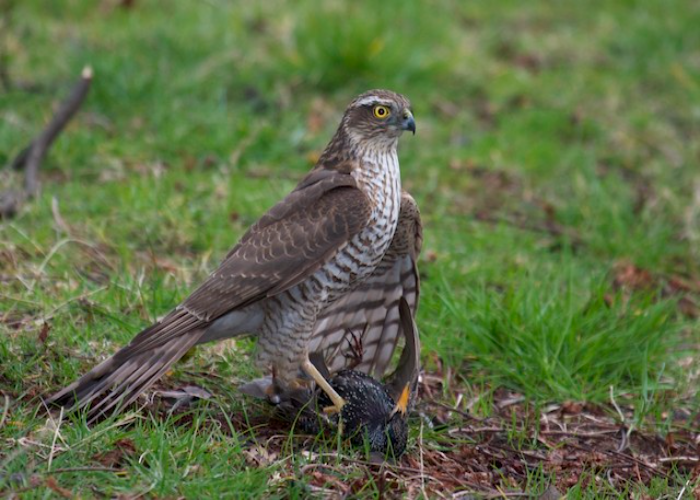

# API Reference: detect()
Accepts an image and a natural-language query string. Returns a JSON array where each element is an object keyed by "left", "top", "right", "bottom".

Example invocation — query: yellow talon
[
  {"left": 301, "top": 357, "right": 346, "bottom": 412},
  {"left": 323, "top": 405, "right": 339, "bottom": 415}
]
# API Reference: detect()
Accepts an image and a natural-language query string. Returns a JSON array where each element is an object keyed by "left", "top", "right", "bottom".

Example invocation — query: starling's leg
[{"left": 301, "top": 356, "right": 346, "bottom": 413}]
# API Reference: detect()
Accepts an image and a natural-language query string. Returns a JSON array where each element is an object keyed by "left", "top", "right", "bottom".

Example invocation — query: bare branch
[
  {"left": 22, "top": 66, "right": 93, "bottom": 196},
  {"left": 1, "top": 66, "right": 92, "bottom": 219}
]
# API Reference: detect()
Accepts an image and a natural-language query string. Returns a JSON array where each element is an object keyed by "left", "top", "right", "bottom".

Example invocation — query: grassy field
[{"left": 1, "top": 0, "right": 699, "bottom": 497}]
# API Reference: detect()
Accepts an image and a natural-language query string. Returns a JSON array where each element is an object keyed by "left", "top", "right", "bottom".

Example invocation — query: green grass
[
  {"left": 2, "top": 0, "right": 700, "bottom": 497},
  {"left": 434, "top": 268, "right": 679, "bottom": 401}
]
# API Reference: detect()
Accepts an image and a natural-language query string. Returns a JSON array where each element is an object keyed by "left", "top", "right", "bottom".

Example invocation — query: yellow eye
[{"left": 373, "top": 105, "right": 391, "bottom": 119}]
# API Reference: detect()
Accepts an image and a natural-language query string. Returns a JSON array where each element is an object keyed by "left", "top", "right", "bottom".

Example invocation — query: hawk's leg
[{"left": 301, "top": 356, "right": 346, "bottom": 414}]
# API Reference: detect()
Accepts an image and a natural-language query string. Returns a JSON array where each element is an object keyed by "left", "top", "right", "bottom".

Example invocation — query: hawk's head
[{"left": 342, "top": 89, "right": 415, "bottom": 147}]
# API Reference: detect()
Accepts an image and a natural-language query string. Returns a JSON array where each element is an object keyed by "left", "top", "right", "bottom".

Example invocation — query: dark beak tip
[{"left": 404, "top": 117, "right": 416, "bottom": 135}]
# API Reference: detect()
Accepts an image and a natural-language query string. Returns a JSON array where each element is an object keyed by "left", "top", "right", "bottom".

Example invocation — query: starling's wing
[
  {"left": 385, "top": 297, "right": 421, "bottom": 404},
  {"left": 48, "top": 167, "right": 371, "bottom": 418},
  {"left": 308, "top": 191, "right": 422, "bottom": 379}
]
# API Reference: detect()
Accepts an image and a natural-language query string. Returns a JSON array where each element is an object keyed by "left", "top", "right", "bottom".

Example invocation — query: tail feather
[
  {"left": 48, "top": 330, "right": 204, "bottom": 423},
  {"left": 84, "top": 356, "right": 163, "bottom": 418},
  {"left": 93, "top": 336, "right": 197, "bottom": 420},
  {"left": 118, "top": 311, "right": 201, "bottom": 358}
]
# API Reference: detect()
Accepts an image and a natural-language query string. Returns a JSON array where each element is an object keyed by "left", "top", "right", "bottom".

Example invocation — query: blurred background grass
[{"left": 1, "top": 0, "right": 699, "bottom": 496}]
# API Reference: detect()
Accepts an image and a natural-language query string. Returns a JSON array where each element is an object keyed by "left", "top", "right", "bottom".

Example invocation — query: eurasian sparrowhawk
[{"left": 48, "top": 90, "right": 420, "bottom": 422}]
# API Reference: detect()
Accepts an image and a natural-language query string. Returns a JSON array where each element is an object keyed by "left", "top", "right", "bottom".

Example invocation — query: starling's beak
[
  {"left": 401, "top": 110, "right": 416, "bottom": 135},
  {"left": 390, "top": 383, "right": 411, "bottom": 417}
]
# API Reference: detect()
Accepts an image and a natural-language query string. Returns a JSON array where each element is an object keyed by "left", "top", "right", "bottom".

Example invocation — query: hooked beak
[
  {"left": 401, "top": 110, "right": 416, "bottom": 135},
  {"left": 390, "top": 383, "right": 411, "bottom": 418}
]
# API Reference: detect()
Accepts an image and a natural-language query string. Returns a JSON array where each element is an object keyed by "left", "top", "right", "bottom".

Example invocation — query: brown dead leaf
[
  {"left": 665, "top": 432, "right": 676, "bottom": 448},
  {"left": 348, "top": 476, "right": 368, "bottom": 495},
  {"left": 678, "top": 296, "right": 699, "bottom": 318},
  {"left": 153, "top": 256, "right": 180, "bottom": 274},
  {"left": 38, "top": 322, "right": 51, "bottom": 345},
  {"left": 243, "top": 444, "right": 278, "bottom": 467},
  {"left": 513, "top": 53, "right": 543, "bottom": 73},
  {"left": 561, "top": 401, "right": 584, "bottom": 414},
  {"left": 93, "top": 438, "right": 137, "bottom": 468},
  {"left": 45, "top": 477, "right": 73, "bottom": 499},
  {"left": 309, "top": 470, "right": 348, "bottom": 493},
  {"left": 611, "top": 264, "right": 700, "bottom": 317},
  {"left": 667, "top": 275, "right": 700, "bottom": 294},
  {"left": 155, "top": 385, "right": 213, "bottom": 409},
  {"left": 613, "top": 261, "right": 654, "bottom": 290}
]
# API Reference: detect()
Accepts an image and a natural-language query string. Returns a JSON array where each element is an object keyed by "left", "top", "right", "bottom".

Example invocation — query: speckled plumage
[
  {"left": 48, "top": 89, "right": 417, "bottom": 422},
  {"left": 319, "top": 370, "right": 408, "bottom": 455}
]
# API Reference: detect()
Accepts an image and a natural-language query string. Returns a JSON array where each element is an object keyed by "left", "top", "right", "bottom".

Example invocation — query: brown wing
[
  {"left": 48, "top": 168, "right": 371, "bottom": 418},
  {"left": 307, "top": 191, "right": 422, "bottom": 378},
  {"left": 117, "top": 168, "right": 371, "bottom": 357}
]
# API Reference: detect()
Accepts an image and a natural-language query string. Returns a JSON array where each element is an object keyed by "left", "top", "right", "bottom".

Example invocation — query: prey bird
[
  {"left": 48, "top": 89, "right": 420, "bottom": 422},
  {"left": 243, "top": 297, "right": 421, "bottom": 457}
]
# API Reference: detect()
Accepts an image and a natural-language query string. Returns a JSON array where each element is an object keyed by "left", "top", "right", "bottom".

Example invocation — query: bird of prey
[
  {"left": 244, "top": 297, "right": 421, "bottom": 457},
  {"left": 48, "top": 89, "right": 419, "bottom": 422}
]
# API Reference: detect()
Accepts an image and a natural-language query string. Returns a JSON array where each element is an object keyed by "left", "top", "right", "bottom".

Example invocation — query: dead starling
[{"left": 242, "top": 297, "right": 420, "bottom": 457}]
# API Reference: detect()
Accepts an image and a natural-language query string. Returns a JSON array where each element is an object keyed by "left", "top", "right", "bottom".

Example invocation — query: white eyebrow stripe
[{"left": 354, "top": 96, "right": 393, "bottom": 107}]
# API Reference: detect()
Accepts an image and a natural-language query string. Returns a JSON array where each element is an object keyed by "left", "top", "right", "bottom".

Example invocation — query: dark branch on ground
[
  {"left": 474, "top": 212, "right": 585, "bottom": 249},
  {"left": 1, "top": 66, "right": 92, "bottom": 219}
]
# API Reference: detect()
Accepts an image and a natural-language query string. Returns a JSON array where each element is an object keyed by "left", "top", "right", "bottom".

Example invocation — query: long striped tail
[{"left": 47, "top": 319, "right": 205, "bottom": 423}]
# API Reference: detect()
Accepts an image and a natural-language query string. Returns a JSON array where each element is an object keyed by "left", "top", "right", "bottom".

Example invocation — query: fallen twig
[
  {"left": 46, "top": 407, "right": 64, "bottom": 472},
  {"left": 609, "top": 385, "right": 633, "bottom": 453},
  {"left": 46, "top": 466, "right": 124, "bottom": 474},
  {"left": 1, "top": 66, "right": 92, "bottom": 219},
  {"left": 0, "top": 393, "right": 9, "bottom": 430},
  {"left": 659, "top": 456, "right": 699, "bottom": 465},
  {"left": 474, "top": 212, "right": 584, "bottom": 248},
  {"left": 51, "top": 196, "right": 71, "bottom": 234},
  {"left": 424, "top": 399, "right": 486, "bottom": 422},
  {"left": 676, "top": 478, "right": 691, "bottom": 500}
]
